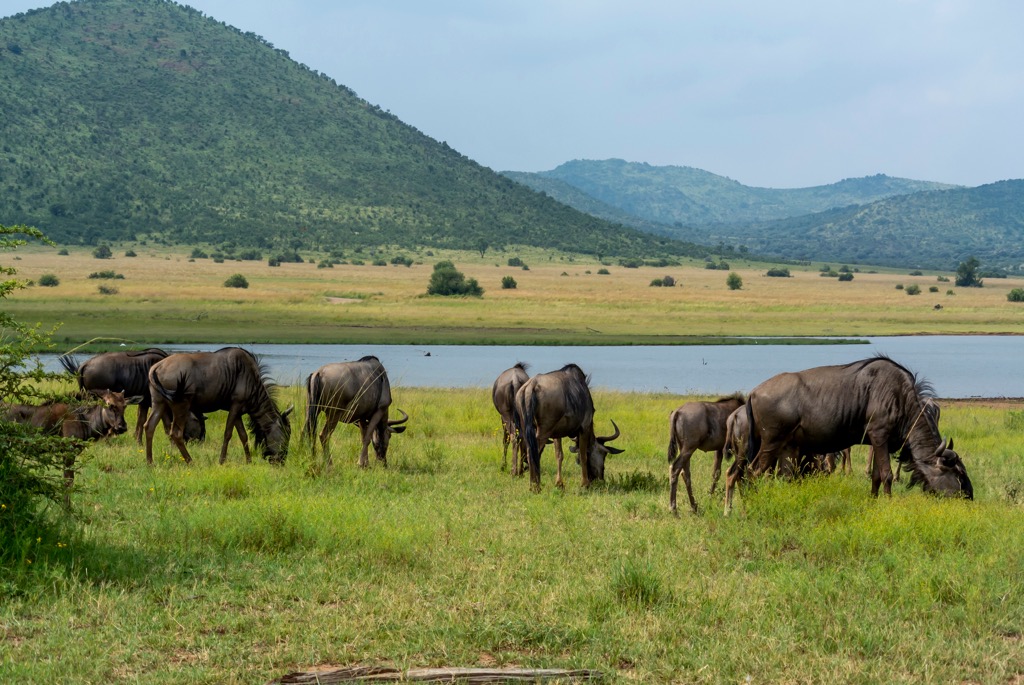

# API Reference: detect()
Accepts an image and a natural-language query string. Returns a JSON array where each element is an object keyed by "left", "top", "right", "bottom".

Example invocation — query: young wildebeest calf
[
  {"left": 4, "top": 390, "right": 134, "bottom": 498},
  {"left": 668, "top": 394, "right": 745, "bottom": 514}
]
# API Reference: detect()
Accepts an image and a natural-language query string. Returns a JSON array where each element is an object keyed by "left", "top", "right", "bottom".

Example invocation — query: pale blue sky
[{"left": 3, "top": 0, "right": 1023, "bottom": 188}]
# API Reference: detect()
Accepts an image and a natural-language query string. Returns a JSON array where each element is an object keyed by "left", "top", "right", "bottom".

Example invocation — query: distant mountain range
[
  {"left": 505, "top": 160, "right": 1024, "bottom": 270},
  {"left": 0, "top": 0, "right": 704, "bottom": 259}
]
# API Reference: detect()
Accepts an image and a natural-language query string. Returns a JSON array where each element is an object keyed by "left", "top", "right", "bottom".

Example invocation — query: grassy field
[
  {"left": 7, "top": 246, "right": 1024, "bottom": 346},
  {"left": 2, "top": 386, "right": 1022, "bottom": 683}
]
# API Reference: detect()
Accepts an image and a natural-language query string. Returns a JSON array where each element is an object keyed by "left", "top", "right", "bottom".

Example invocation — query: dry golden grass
[{"left": 8, "top": 245, "right": 1024, "bottom": 344}]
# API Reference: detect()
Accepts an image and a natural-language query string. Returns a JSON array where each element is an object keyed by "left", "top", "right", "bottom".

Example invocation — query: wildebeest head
[
  {"left": 370, "top": 409, "right": 410, "bottom": 461},
  {"left": 259, "top": 404, "right": 294, "bottom": 463},
  {"left": 569, "top": 419, "right": 624, "bottom": 481},
  {"left": 92, "top": 389, "right": 141, "bottom": 436},
  {"left": 906, "top": 438, "right": 973, "bottom": 500}
]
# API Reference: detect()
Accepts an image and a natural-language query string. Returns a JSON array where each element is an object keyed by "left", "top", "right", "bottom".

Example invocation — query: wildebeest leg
[
  {"left": 231, "top": 416, "right": 251, "bottom": 463},
  {"left": 167, "top": 404, "right": 194, "bottom": 465},
  {"left": 144, "top": 403, "right": 165, "bottom": 465},
  {"left": 134, "top": 404, "right": 149, "bottom": 444},
  {"left": 318, "top": 415, "right": 341, "bottom": 467},
  {"left": 723, "top": 457, "right": 745, "bottom": 516},
  {"left": 577, "top": 432, "right": 593, "bottom": 487},
  {"left": 669, "top": 448, "right": 698, "bottom": 515},
  {"left": 218, "top": 407, "right": 244, "bottom": 464},
  {"left": 868, "top": 443, "right": 893, "bottom": 497},
  {"left": 501, "top": 419, "right": 511, "bottom": 472},
  {"left": 709, "top": 448, "right": 725, "bottom": 495},
  {"left": 554, "top": 438, "right": 565, "bottom": 489},
  {"left": 841, "top": 447, "right": 852, "bottom": 474}
]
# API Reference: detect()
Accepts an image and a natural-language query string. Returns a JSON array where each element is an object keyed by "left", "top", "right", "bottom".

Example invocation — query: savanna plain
[{"left": 3, "top": 247, "right": 1024, "bottom": 683}]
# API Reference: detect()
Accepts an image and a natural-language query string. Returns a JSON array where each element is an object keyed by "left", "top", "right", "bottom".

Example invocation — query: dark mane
[
  {"left": 514, "top": 361, "right": 529, "bottom": 372},
  {"left": 558, "top": 363, "right": 591, "bottom": 387},
  {"left": 125, "top": 348, "right": 168, "bottom": 358},
  {"left": 358, "top": 355, "right": 380, "bottom": 363}
]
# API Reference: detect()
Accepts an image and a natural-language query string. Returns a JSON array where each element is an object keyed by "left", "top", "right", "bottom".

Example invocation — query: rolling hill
[{"left": 0, "top": 0, "right": 706, "bottom": 259}]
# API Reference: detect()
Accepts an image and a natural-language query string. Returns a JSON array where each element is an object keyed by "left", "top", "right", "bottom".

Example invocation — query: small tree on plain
[
  {"left": 427, "top": 261, "right": 483, "bottom": 297},
  {"left": 955, "top": 257, "right": 983, "bottom": 287},
  {"left": 501, "top": 275, "right": 517, "bottom": 289},
  {"left": 224, "top": 274, "right": 249, "bottom": 288},
  {"left": 92, "top": 244, "right": 112, "bottom": 259},
  {"left": 727, "top": 272, "right": 743, "bottom": 290}
]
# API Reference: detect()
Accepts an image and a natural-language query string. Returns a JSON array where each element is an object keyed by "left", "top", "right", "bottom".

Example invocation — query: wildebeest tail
[
  {"left": 745, "top": 401, "right": 759, "bottom": 466},
  {"left": 302, "top": 372, "right": 320, "bottom": 442},
  {"left": 150, "top": 369, "right": 189, "bottom": 403},
  {"left": 58, "top": 354, "right": 82, "bottom": 384},
  {"left": 523, "top": 391, "right": 541, "bottom": 476},
  {"left": 667, "top": 413, "right": 679, "bottom": 463}
]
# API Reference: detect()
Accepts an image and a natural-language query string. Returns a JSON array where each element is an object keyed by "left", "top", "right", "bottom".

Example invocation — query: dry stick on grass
[{"left": 272, "top": 666, "right": 605, "bottom": 684}]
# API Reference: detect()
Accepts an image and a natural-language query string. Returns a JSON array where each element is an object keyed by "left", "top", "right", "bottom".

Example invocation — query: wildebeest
[
  {"left": 302, "top": 356, "right": 408, "bottom": 467},
  {"left": 60, "top": 348, "right": 206, "bottom": 444},
  {"left": 724, "top": 356, "right": 972, "bottom": 514},
  {"left": 492, "top": 362, "right": 530, "bottom": 474},
  {"left": 514, "top": 364, "right": 623, "bottom": 490},
  {"left": 4, "top": 389, "right": 133, "bottom": 440},
  {"left": 5, "top": 390, "right": 134, "bottom": 500},
  {"left": 667, "top": 394, "right": 745, "bottom": 514},
  {"left": 144, "top": 347, "right": 293, "bottom": 465}
]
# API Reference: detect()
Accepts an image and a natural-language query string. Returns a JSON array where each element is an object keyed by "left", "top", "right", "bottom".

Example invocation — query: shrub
[
  {"left": 507, "top": 257, "right": 524, "bottom": 267},
  {"left": 766, "top": 268, "right": 791, "bottom": 277},
  {"left": 895, "top": 284, "right": 904, "bottom": 290},
  {"left": 350, "top": 259, "right": 365, "bottom": 266},
  {"left": 238, "top": 249, "right": 262, "bottom": 261},
  {"left": 97, "top": 284, "right": 118, "bottom": 295},
  {"left": 909, "top": 270, "right": 923, "bottom": 276},
  {"left": 929, "top": 286, "right": 939, "bottom": 293},
  {"left": 92, "top": 244, "right": 112, "bottom": 259},
  {"left": 391, "top": 255, "right": 414, "bottom": 267},
  {"left": 937, "top": 275, "right": 950, "bottom": 282},
  {"left": 372, "top": 258, "right": 388, "bottom": 267},
  {"left": 88, "top": 270, "right": 123, "bottom": 279},
  {"left": 426, "top": 261, "right": 483, "bottom": 297},
  {"left": 501, "top": 276, "right": 517, "bottom": 289},
  {"left": 37, "top": 274, "right": 59, "bottom": 287},
  {"left": 57, "top": 248, "right": 69, "bottom": 256},
  {"left": 905, "top": 284, "right": 921, "bottom": 295},
  {"left": 124, "top": 249, "right": 137, "bottom": 257},
  {"left": 267, "top": 258, "right": 281, "bottom": 267},
  {"left": 316, "top": 260, "right": 333, "bottom": 269},
  {"left": 618, "top": 257, "right": 643, "bottom": 269},
  {"left": 190, "top": 248, "right": 208, "bottom": 259},
  {"left": 649, "top": 278, "right": 664, "bottom": 287},
  {"left": 597, "top": 268, "right": 610, "bottom": 275},
  {"left": 726, "top": 272, "right": 743, "bottom": 290},
  {"left": 837, "top": 272, "right": 854, "bottom": 282},
  {"left": 706, "top": 261, "right": 730, "bottom": 270},
  {"left": 224, "top": 274, "right": 249, "bottom": 289},
  {"left": 1008, "top": 288, "right": 1024, "bottom": 302}
]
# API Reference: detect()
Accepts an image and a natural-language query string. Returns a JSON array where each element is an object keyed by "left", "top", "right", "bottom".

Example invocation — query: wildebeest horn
[
  {"left": 282, "top": 404, "right": 295, "bottom": 418},
  {"left": 597, "top": 419, "right": 620, "bottom": 443},
  {"left": 126, "top": 395, "right": 145, "bottom": 405},
  {"left": 388, "top": 409, "right": 409, "bottom": 433}
]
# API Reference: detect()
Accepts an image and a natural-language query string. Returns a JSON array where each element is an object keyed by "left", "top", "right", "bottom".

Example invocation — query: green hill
[
  {"left": 0, "top": 0, "right": 706, "bottom": 259},
  {"left": 699, "top": 180, "right": 1024, "bottom": 270},
  {"left": 509, "top": 158, "right": 958, "bottom": 226}
]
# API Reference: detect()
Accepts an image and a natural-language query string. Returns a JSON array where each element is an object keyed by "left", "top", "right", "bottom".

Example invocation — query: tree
[
  {"left": 1, "top": 225, "right": 82, "bottom": 568},
  {"left": 224, "top": 274, "right": 249, "bottom": 288},
  {"left": 501, "top": 275, "right": 517, "bottom": 289},
  {"left": 426, "top": 261, "right": 483, "bottom": 297},
  {"left": 92, "top": 244, "right": 112, "bottom": 259},
  {"left": 726, "top": 272, "right": 743, "bottom": 290},
  {"left": 955, "top": 256, "right": 983, "bottom": 287}
]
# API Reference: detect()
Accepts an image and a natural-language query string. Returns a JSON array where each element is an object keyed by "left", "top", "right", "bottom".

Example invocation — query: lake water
[{"left": 44, "top": 337, "right": 1023, "bottom": 398}]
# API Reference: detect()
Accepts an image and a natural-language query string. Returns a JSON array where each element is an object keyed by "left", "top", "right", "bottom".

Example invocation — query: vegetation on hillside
[{"left": 0, "top": 0, "right": 706, "bottom": 259}]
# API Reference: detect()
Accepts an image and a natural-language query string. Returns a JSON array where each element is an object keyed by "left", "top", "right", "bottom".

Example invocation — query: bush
[
  {"left": 929, "top": 285, "right": 939, "bottom": 293},
  {"left": 190, "top": 248, "right": 208, "bottom": 259},
  {"left": 267, "top": 258, "right": 281, "bottom": 267},
  {"left": 618, "top": 257, "right": 643, "bottom": 269},
  {"left": 57, "top": 248, "right": 69, "bottom": 256},
  {"left": 92, "top": 245, "right": 112, "bottom": 259},
  {"left": 909, "top": 270, "right": 923, "bottom": 276},
  {"left": 649, "top": 279, "right": 664, "bottom": 287},
  {"left": 37, "top": 274, "right": 59, "bottom": 287},
  {"left": 597, "top": 268, "right": 610, "bottom": 275},
  {"left": 316, "top": 260, "right": 333, "bottom": 269},
  {"left": 501, "top": 276, "right": 517, "bottom": 289},
  {"left": 124, "top": 249, "right": 137, "bottom": 257},
  {"left": 837, "top": 272, "right": 854, "bottom": 282},
  {"left": 224, "top": 274, "right": 249, "bottom": 288},
  {"left": 905, "top": 284, "right": 921, "bottom": 295},
  {"left": 391, "top": 255, "right": 414, "bottom": 267},
  {"left": 426, "top": 261, "right": 483, "bottom": 297},
  {"left": 765, "top": 268, "right": 791, "bottom": 278},
  {"left": 726, "top": 272, "right": 743, "bottom": 290},
  {"left": 1008, "top": 288, "right": 1024, "bottom": 302},
  {"left": 88, "top": 270, "right": 123, "bottom": 279},
  {"left": 706, "top": 261, "right": 730, "bottom": 270},
  {"left": 238, "top": 250, "right": 262, "bottom": 261},
  {"left": 661, "top": 275, "right": 676, "bottom": 287},
  {"left": 97, "top": 285, "right": 118, "bottom": 295},
  {"left": 372, "top": 258, "right": 388, "bottom": 267},
  {"left": 937, "top": 275, "right": 950, "bottom": 282},
  {"left": 507, "top": 257, "right": 524, "bottom": 267},
  {"left": 895, "top": 284, "right": 904, "bottom": 290}
]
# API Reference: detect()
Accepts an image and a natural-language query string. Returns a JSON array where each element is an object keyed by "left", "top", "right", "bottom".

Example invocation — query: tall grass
[{"left": 1, "top": 389, "right": 1022, "bottom": 683}]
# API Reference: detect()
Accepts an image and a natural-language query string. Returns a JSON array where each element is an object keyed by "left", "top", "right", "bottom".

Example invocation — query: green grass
[{"left": 1, "top": 388, "right": 1022, "bottom": 683}]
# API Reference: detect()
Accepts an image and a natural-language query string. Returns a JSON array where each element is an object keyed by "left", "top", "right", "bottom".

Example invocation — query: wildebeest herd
[{"left": 3, "top": 347, "right": 973, "bottom": 512}]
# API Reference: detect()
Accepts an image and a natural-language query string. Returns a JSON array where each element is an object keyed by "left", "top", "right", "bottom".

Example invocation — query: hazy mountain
[
  {"left": 507, "top": 159, "right": 958, "bottom": 226},
  {"left": 0, "top": 0, "right": 705, "bottom": 259}
]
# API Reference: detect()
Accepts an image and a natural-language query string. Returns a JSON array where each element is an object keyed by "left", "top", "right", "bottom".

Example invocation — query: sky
[{"left": 3, "top": 0, "right": 1023, "bottom": 188}]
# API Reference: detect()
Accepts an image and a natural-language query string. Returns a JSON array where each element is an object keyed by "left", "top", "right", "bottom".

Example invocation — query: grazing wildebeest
[
  {"left": 492, "top": 362, "right": 530, "bottom": 474},
  {"left": 514, "top": 364, "right": 623, "bottom": 490},
  {"left": 724, "top": 356, "right": 972, "bottom": 514},
  {"left": 730, "top": 406, "right": 851, "bottom": 478},
  {"left": 144, "top": 347, "right": 293, "bottom": 465},
  {"left": 667, "top": 394, "right": 745, "bottom": 514},
  {"left": 59, "top": 348, "right": 206, "bottom": 444},
  {"left": 302, "top": 356, "right": 409, "bottom": 467}
]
